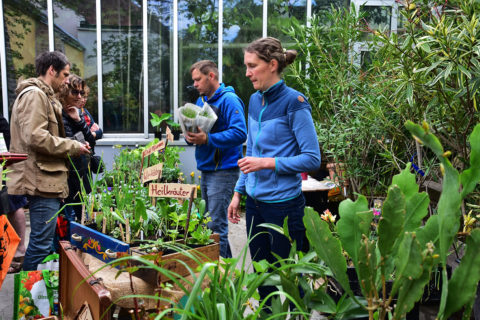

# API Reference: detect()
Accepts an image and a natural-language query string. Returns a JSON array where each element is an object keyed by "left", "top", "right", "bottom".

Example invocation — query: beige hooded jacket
[{"left": 7, "top": 78, "right": 85, "bottom": 199}]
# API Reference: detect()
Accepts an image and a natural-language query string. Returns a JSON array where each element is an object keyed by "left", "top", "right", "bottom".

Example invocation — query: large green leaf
[
  {"left": 391, "top": 163, "right": 430, "bottom": 231},
  {"left": 355, "top": 236, "right": 377, "bottom": 299},
  {"left": 391, "top": 232, "right": 423, "bottom": 297},
  {"left": 304, "top": 207, "right": 352, "bottom": 297},
  {"left": 337, "top": 196, "right": 371, "bottom": 265},
  {"left": 416, "top": 214, "right": 439, "bottom": 249},
  {"left": 378, "top": 186, "right": 405, "bottom": 258},
  {"left": 404, "top": 193, "right": 430, "bottom": 231},
  {"left": 405, "top": 121, "right": 462, "bottom": 265},
  {"left": 393, "top": 255, "right": 435, "bottom": 320},
  {"left": 460, "top": 124, "right": 480, "bottom": 199},
  {"left": 443, "top": 229, "right": 480, "bottom": 319}
]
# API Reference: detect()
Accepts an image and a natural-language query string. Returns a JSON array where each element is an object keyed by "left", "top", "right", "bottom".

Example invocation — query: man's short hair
[
  {"left": 35, "top": 51, "right": 70, "bottom": 77},
  {"left": 190, "top": 60, "right": 219, "bottom": 80}
]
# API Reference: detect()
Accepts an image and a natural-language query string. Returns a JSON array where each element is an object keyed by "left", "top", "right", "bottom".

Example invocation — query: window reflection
[
  {"left": 223, "top": 0, "right": 262, "bottom": 106},
  {"left": 312, "top": 0, "right": 349, "bottom": 14},
  {"left": 101, "top": 0, "right": 143, "bottom": 133},
  {"left": 268, "top": 0, "right": 306, "bottom": 42},
  {"left": 53, "top": 1, "right": 98, "bottom": 126},
  {"left": 361, "top": 6, "right": 391, "bottom": 40},
  {"left": 3, "top": 0, "right": 48, "bottom": 112},
  {"left": 178, "top": 0, "right": 219, "bottom": 105},
  {"left": 148, "top": 0, "right": 173, "bottom": 129}
]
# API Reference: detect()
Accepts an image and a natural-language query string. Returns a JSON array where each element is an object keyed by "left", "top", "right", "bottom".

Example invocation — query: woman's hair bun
[{"left": 285, "top": 50, "right": 298, "bottom": 65}]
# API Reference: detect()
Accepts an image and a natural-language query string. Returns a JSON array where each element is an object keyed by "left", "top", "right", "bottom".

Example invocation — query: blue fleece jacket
[
  {"left": 234, "top": 80, "right": 321, "bottom": 202},
  {"left": 194, "top": 83, "right": 247, "bottom": 171}
]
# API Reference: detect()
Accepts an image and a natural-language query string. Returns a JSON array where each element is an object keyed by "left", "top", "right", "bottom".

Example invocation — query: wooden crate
[
  {"left": 130, "top": 234, "right": 220, "bottom": 284},
  {"left": 59, "top": 241, "right": 112, "bottom": 320},
  {"left": 69, "top": 222, "right": 220, "bottom": 285}
]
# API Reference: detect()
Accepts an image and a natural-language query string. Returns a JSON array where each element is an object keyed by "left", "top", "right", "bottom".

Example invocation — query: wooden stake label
[
  {"left": 142, "top": 163, "right": 163, "bottom": 183},
  {"left": 149, "top": 183, "right": 197, "bottom": 198},
  {"left": 166, "top": 126, "right": 174, "bottom": 142},
  {"left": 142, "top": 140, "right": 165, "bottom": 158}
]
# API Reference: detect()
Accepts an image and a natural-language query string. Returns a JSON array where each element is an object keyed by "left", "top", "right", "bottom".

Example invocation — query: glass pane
[
  {"left": 312, "top": 0, "right": 349, "bottom": 14},
  {"left": 178, "top": 0, "right": 219, "bottom": 105},
  {"left": 223, "top": 0, "right": 263, "bottom": 106},
  {"left": 268, "top": 0, "right": 306, "bottom": 42},
  {"left": 148, "top": 0, "right": 173, "bottom": 130},
  {"left": 101, "top": 0, "right": 143, "bottom": 133},
  {"left": 53, "top": 1, "right": 99, "bottom": 126},
  {"left": 3, "top": 0, "right": 48, "bottom": 113},
  {"left": 361, "top": 6, "right": 391, "bottom": 40}
]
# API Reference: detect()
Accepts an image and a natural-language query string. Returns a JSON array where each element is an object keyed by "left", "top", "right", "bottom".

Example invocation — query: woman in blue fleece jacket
[{"left": 228, "top": 37, "right": 321, "bottom": 306}]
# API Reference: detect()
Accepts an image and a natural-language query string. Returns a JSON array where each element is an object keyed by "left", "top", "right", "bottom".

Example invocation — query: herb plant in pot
[{"left": 150, "top": 112, "right": 179, "bottom": 139}]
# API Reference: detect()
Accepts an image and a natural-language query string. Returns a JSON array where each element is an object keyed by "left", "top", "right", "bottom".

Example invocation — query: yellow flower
[
  {"left": 321, "top": 209, "right": 336, "bottom": 223},
  {"left": 190, "top": 171, "right": 195, "bottom": 178},
  {"left": 197, "top": 185, "right": 200, "bottom": 190},
  {"left": 198, "top": 175, "right": 201, "bottom": 180}
]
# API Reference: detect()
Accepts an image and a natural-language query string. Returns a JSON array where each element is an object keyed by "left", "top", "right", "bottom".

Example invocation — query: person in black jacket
[
  {"left": 1, "top": 115, "right": 27, "bottom": 272},
  {"left": 57, "top": 75, "right": 96, "bottom": 221}
]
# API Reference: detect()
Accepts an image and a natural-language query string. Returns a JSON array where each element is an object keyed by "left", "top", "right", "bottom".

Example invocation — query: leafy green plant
[
  {"left": 303, "top": 121, "right": 480, "bottom": 319},
  {"left": 181, "top": 107, "right": 198, "bottom": 119},
  {"left": 150, "top": 112, "right": 180, "bottom": 133}
]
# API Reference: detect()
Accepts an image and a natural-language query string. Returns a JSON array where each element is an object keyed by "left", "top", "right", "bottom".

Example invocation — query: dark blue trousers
[{"left": 246, "top": 194, "right": 306, "bottom": 306}]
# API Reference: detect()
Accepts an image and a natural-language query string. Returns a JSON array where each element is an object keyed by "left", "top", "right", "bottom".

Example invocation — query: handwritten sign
[
  {"left": 166, "top": 126, "right": 174, "bottom": 142},
  {"left": 142, "top": 163, "right": 163, "bottom": 183},
  {"left": 149, "top": 183, "right": 197, "bottom": 198},
  {"left": 142, "top": 140, "right": 166, "bottom": 158}
]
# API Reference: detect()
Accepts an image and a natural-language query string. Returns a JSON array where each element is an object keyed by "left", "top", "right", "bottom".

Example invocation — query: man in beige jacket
[{"left": 7, "top": 51, "right": 90, "bottom": 270}]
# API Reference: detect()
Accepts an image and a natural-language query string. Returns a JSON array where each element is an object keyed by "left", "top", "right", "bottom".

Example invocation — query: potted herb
[{"left": 150, "top": 112, "right": 178, "bottom": 139}]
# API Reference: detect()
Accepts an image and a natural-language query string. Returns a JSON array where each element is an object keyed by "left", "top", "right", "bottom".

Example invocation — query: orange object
[{"left": 0, "top": 215, "right": 20, "bottom": 289}]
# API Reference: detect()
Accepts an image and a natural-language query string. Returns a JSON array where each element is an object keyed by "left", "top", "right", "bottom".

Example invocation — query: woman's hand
[
  {"left": 91, "top": 123, "right": 100, "bottom": 132},
  {"left": 228, "top": 192, "right": 242, "bottom": 224},
  {"left": 237, "top": 157, "right": 275, "bottom": 174},
  {"left": 66, "top": 106, "right": 81, "bottom": 122}
]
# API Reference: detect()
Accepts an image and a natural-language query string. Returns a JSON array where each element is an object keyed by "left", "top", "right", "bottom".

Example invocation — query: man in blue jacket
[{"left": 185, "top": 60, "right": 247, "bottom": 258}]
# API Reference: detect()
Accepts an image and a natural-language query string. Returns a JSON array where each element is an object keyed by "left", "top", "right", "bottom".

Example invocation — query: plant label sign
[
  {"left": 149, "top": 183, "right": 197, "bottom": 198},
  {"left": 166, "top": 126, "right": 174, "bottom": 142},
  {"left": 142, "top": 140, "right": 166, "bottom": 158},
  {"left": 142, "top": 163, "right": 163, "bottom": 183}
]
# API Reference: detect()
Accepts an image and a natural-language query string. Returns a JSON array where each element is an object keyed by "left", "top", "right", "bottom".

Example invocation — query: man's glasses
[{"left": 70, "top": 89, "right": 85, "bottom": 96}]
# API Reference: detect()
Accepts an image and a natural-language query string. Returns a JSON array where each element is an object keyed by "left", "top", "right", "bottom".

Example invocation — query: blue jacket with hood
[
  {"left": 194, "top": 83, "right": 247, "bottom": 171},
  {"left": 234, "top": 80, "right": 321, "bottom": 202}
]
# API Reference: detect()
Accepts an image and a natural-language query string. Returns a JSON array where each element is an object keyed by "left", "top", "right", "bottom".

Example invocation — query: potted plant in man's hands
[{"left": 150, "top": 112, "right": 180, "bottom": 139}]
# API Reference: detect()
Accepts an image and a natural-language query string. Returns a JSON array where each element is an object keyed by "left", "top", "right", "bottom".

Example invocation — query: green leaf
[
  {"left": 416, "top": 215, "right": 439, "bottom": 249},
  {"left": 443, "top": 229, "right": 480, "bottom": 319},
  {"left": 355, "top": 236, "right": 377, "bottom": 299},
  {"left": 378, "top": 186, "right": 405, "bottom": 258},
  {"left": 391, "top": 163, "right": 430, "bottom": 231},
  {"left": 405, "top": 121, "right": 444, "bottom": 157},
  {"left": 337, "top": 196, "right": 371, "bottom": 265},
  {"left": 393, "top": 255, "right": 435, "bottom": 320},
  {"left": 135, "top": 197, "right": 147, "bottom": 224},
  {"left": 406, "top": 121, "right": 462, "bottom": 270},
  {"left": 304, "top": 207, "right": 352, "bottom": 296},
  {"left": 391, "top": 232, "right": 423, "bottom": 298},
  {"left": 460, "top": 124, "right": 480, "bottom": 198}
]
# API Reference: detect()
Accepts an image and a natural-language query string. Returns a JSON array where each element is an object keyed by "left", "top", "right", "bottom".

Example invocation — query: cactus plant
[{"left": 304, "top": 121, "right": 480, "bottom": 319}]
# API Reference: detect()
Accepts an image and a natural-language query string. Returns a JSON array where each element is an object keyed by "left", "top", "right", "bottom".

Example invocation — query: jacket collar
[
  {"left": 258, "top": 80, "right": 284, "bottom": 99},
  {"left": 202, "top": 83, "right": 225, "bottom": 103}
]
